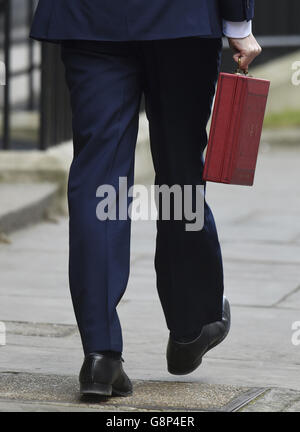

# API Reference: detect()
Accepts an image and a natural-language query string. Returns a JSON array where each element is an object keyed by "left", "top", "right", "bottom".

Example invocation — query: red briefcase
[{"left": 203, "top": 70, "right": 270, "bottom": 186}]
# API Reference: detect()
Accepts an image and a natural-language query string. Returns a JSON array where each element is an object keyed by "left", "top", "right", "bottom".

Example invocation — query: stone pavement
[{"left": 0, "top": 144, "right": 300, "bottom": 411}]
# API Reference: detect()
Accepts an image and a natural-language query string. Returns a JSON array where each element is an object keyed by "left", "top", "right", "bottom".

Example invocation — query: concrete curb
[
  {"left": 0, "top": 183, "right": 59, "bottom": 236},
  {"left": 0, "top": 144, "right": 72, "bottom": 216},
  {"left": 0, "top": 114, "right": 153, "bottom": 224}
]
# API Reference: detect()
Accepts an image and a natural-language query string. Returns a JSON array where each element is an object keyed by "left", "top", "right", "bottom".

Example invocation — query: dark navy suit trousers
[{"left": 61, "top": 38, "right": 224, "bottom": 354}]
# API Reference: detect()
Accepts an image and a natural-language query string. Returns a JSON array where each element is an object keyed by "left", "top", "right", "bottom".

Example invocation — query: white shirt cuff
[{"left": 223, "top": 20, "right": 252, "bottom": 38}]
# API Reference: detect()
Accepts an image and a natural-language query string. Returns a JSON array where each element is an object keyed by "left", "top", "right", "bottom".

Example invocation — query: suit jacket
[{"left": 30, "top": 0, "right": 254, "bottom": 42}]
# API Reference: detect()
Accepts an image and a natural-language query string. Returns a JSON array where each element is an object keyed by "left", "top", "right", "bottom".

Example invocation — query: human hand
[{"left": 228, "top": 33, "right": 262, "bottom": 72}]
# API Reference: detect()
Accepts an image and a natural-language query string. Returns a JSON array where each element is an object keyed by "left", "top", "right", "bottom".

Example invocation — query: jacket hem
[{"left": 29, "top": 29, "right": 223, "bottom": 44}]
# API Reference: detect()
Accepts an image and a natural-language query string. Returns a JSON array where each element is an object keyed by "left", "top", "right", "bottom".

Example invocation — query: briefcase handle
[{"left": 235, "top": 57, "right": 249, "bottom": 76}]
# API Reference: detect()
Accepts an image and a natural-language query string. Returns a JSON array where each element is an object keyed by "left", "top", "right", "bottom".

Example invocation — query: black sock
[
  {"left": 94, "top": 350, "right": 122, "bottom": 360},
  {"left": 171, "top": 329, "right": 202, "bottom": 343}
]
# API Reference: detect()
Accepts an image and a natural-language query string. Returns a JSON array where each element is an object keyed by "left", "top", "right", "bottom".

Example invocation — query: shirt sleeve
[{"left": 223, "top": 20, "right": 252, "bottom": 38}]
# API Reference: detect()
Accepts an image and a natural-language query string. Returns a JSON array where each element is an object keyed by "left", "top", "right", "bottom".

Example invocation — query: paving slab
[
  {"left": 240, "top": 388, "right": 300, "bottom": 412},
  {"left": 0, "top": 295, "right": 74, "bottom": 324},
  {"left": 0, "top": 372, "right": 264, "bottom": 412},
  {"left": 277, "top": 287, "right": 300, "bottom": 309},
  {"left": 0, "top": 399, "right": 110, "bottom": 412},
  {"left": 221, "top": 242, "right": 300, "bottom": 265},
  {"left": 222, "top": 260, "right": 300, "bottom": 307}
]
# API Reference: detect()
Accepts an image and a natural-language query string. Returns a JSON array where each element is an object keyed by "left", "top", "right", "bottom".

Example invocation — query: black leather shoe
[
  {"left": 167, "top": 297, "right": 231, "bottom": 375},
  {"left": 79, "top": 353, "right": 132, "bottom": 397}
]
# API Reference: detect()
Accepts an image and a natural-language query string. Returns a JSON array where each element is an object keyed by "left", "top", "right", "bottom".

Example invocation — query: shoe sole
[
  {"left": 80, "top": 382, "right": 132, "bottom": 397},
  {"left": 168, "top": 357, "right": 202, "bottom": 376},
  {"left": 167, "top": 330, "right": 229, "bottom": 376}
]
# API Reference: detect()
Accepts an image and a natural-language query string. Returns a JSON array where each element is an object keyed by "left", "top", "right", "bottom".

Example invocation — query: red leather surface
[{"left": 203, "top": 72, "right": 270, "bottom": 186}]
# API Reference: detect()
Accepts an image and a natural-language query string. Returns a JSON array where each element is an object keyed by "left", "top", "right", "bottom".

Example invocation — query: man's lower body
[{"left": 60, "top": 37, "right": 228, "bottom": 395}]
